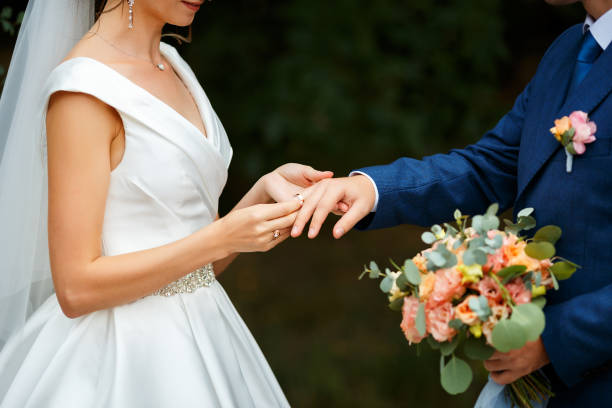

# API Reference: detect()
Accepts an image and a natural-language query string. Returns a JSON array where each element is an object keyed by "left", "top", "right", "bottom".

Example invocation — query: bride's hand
[
  {"left": 260, "top": 163, "right": 333, "bottom": 203},
  {"left": 216, "top": 200, "right": 302, "bottom": 254}
]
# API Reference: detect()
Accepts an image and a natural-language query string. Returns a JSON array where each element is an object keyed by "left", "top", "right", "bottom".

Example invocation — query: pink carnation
[
  {"left": 400, "top": 296, "right": 427, "bottom": 344},
  {"left": 477, "top": 276, "right": 503, "bottom": 305},
  {"left": 426, "top": 302, "right": 456, "bottom": 343},
  {"left": 505, "top": 277, "right": 532, "bottom": 305},
  {"left": 429, "top": 268, "right": 465, "bottom": 307},
  {"left": 569, "top": 111, "right": 596, "bottom": 155}
]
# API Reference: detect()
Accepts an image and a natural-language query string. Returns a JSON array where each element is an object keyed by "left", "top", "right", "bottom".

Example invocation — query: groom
[{"left": 290, "top": 0, "right": 612, "bottom": 406}]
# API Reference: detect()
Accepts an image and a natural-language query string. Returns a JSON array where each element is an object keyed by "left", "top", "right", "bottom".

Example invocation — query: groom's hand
[
  {"left": 291, "top": 175, "right": 376, "bottom": 239},
  {"left": 484, "top": 338, "right": 550, "bottom": 385}
]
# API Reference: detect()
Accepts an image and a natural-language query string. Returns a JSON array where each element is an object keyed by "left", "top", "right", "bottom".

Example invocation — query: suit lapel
[{"left": 517, "top": 35, "right": 612, "bottom": 199}]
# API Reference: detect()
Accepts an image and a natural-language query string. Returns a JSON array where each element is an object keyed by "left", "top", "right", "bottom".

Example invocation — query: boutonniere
[{"left": 550, "top": 111, "right": 597, "bottom": 173}]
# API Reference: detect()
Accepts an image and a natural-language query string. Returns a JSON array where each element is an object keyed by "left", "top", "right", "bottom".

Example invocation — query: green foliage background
[{"left": 0, "top": 1, "right": 584, "bottom": 406}]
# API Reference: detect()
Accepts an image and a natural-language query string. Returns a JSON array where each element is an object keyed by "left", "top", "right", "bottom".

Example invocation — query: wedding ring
[
  {"left": 273, "top": 230, "right": 280, "bottom": 240},
  {"left": 294, "top": 193, "right": 304, "bottom": 204}
]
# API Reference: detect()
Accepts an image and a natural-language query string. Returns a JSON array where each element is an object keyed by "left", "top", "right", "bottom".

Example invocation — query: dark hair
[{"left": 94, "top": 0, "right": 192, "bottom": 43}]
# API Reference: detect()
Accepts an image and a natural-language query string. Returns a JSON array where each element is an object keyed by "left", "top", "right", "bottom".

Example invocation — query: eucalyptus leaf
[
  {"left": 403, "top": 259, "right": 421, "bottom": 285},
  {"left": 427, "top": 251, "right": 446, "bottom": 268},
  {"left": 448, "top": 319, "right": 465, "bottom": 330},
  {"left": 453, "top": 239, "right": 464, "bottom": 250},
  {"left": 486, "top": 203, "right": 499, "bottom": 216},
  {"left": 454, "top": 209, "right": 462, "bottom": 221},
  {"left": 485, "top": 234, "right": 503, "bottom": 249},
  {"left": 464, "top": 336, "right": 495, "bottom": 360},
  {"left": 511, "top": 303, "right": 545, "bottom": 342},
  {"left": 525, "top": 241, "right": 556, "bottom": 260},
  {"left": 532, "top": 296, "right": 547, "bottom": 309},
  {"left": 428, "top": 336, "right": 441, "bottom": 350},
  {"left": 416, "top": 302, "right": 426, "bottom": 336},
  {"left": 440, "top": 335, "right": 460, "bottom": 356},
  {"left": 379, "top": 274, "right": 394, "bottom": 293},
  {"left": 440, "top": 356, "right": 473, "bottom": 395},
  {"left": 491, "top": 319, "right": 527, "bottom": 352},
  {"left": 551, "top": 270, "right": 559, "bottom": 290},
  {"left": 550, "top": 261, "right": 577, "bottom": 280},
  {"left": 396, "top": 273, "right": 410, "bottom": 291},
  {"left": 498, "top": 265, "right": 527, "bottom": 283},
  {"left": 533, "top": 225, "right": 562, "bottom": 244},
  {"left": 517, "top": 208, "right": 534, "bottom": 218},
  {"left": 463, "top": 249, "right": 487, "bottom": 266},
  {"left": 422, "top": 231, "right": 436, "bottom": 244},
  {"left": 389, "top": 297, "right": 404, "bottom": 312},
  {"left": 518, "top": 215, "right": 537, "bottom": 231},
  {"left": 469, "top": 295, "right": 491, "bottom": 321}
]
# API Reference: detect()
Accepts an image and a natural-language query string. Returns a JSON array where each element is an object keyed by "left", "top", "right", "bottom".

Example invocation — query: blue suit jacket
[{"left": 357, "top": 24, "right": 612, "bottom": 406}]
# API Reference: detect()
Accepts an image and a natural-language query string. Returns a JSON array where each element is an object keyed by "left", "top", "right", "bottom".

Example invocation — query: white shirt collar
[{"left": 584, "top": 8, "right": 612, "bottom": 50}]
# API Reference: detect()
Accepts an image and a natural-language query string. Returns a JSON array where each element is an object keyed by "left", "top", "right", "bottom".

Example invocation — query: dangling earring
[{"left": 128, "top": 0, "right": 135, "bottom": 29}]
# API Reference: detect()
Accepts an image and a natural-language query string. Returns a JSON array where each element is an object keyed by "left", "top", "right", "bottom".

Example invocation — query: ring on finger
[
  {"left": 273, "top": 230, "right": 281, "bottom": 240},
  {"left": 294, "top": 193, "right": 304, "bottom": 204}
]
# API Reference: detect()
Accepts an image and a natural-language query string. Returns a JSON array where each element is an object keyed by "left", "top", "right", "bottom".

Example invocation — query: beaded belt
[{"left": 152, "top": 263, "right": 216, "bottom": 297}]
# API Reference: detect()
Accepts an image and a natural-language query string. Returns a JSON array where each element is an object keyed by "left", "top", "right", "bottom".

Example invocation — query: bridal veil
[{"left": 0, "top": 0, "right": 95, "bottom": 349}]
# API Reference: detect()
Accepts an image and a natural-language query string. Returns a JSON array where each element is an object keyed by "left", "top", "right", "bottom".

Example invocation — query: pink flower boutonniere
[{"left": 550, "top": 110, "right": 597, "bottom": 173}]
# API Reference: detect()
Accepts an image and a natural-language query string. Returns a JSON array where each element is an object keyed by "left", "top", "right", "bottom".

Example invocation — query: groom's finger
[
  {"left": 332, "top": 200, "right": 371, "bottom": 239},
  {"left": 260, "top": 200, "right": 302, "bottom": 220},
  {"left": 291, "top": 184, "right": 327, "bottom": 237}
]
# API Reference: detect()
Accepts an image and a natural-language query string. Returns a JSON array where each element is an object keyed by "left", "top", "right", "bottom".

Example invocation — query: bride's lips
[{"left": 181, "top": 1, "right": 202, "bottom": 12}]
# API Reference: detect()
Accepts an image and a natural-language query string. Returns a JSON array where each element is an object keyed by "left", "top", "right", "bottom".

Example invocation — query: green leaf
[
  {"left": 395, "top": 273, "right": 410, "bottom": 291},
  {"left": 485, "top": 234, "right": 503, "bottom": 249},
  {"left": 491, "top": 319, "right": 527, "bottom": 352},
  {"left": 550, "top": 261, "right": 577, "bottom": 280},
  {"left": 532, "top": 296, "right": 546, "bottom": 309},
  {"left": 566, "top": 143, "right": 577, "bottom": 155},
  {"left": 379, "top": 272, "right": 394, "bottom": 293},
  {"left": 511, "top": 303, "right": 545, "bottom": 342},
  {"left": 440, "top": 356, "right": 473, "bottom": 395},
  {"left": 422, "top": 231, "right": 436, "bottom": 244},
  {"left": 427, "top": 251, "right": 446, "bottom": 268},
  {"left": 551, "top": 269, "right": 560, "bottom": 290},
  {"left": 469, "top": 295, "right": 491, "bottom": 321},
  {"left": 428, "top": 336, "right": 441, "bottom": 350},
  {"left": 416, "top": 302, "right": 426, "bottom": 336},
  {"left": 448, "top": 319, "right": 465, "bottom": 330},
  {"left": 16, "top": 11, "right": 24, "bottom": 25},
  {"left": 389, "top": 297, "right": 404, "bottom": 312},
  {"left": 454, "top": 209, "right": 462, "bottom": 221},
  {"left": 498, "top": 265, "right": 527, "bottom": 283},
  {"left": 368, "top": 261, "right": 380, "bottom": 279},
  {"left": 440, "top": 335, "right": 460, "bottom": 356},
  {"left": 431, "top": 224, "right": 443, "bottom": 235},
  {"left": 486, "top": 203, "right": 499, "bottom": 217},
  {"left": 525, "top": 241, "right": 555, "bottom": 260},
  {"left": 463, "top": 248, "right": 487, "bottom": 266},
  {"left": 464, "top": 336, "right": 495, "bottom": 360},
  {"left": 518, "top": 215, "right": 537, "bottom": 231},
  {"left": 0, "top": 7, "right": 12, "bottom": 20},
  {"left": 533, "top": 225, "right": 562, "bottom": 245},
  {"left": 517, "top": 208, "right": 534, "bottom": 218},
  {"left": 403, "top": 259, "right": 421, "bottom": 285}
]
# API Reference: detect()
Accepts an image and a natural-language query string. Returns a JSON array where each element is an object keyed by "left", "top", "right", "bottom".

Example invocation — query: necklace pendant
[{"left": 157, "top": 63, "right": 165, "bottom": 71}]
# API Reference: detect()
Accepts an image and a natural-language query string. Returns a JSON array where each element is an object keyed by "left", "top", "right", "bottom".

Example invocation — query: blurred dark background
[{"left": 0, "top": 0, "right": 584, "bottom": 406}]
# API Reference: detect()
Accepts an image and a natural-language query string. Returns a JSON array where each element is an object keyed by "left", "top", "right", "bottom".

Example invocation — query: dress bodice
[{"left": 42, "top": 43, "right": 232, "bottom": 256}]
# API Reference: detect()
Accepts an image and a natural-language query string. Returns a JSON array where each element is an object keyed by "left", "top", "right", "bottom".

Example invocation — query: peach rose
[
  {"left": 429, "top": 268, "right": 465, "bottom": 307},
  {"left": 505, "top": 277, "right": 532, "bottom": 305},
  {"left": 455, "top": 295, "right": 479, "bottom": 326},
  {"left": 419, "top": 272, "right": 436, "bottom": 301},
  {"left": 426, "top": 302, "right": 456, "bottom": 343},
  {"left": 400, "top": 296, "right": 427, "bottom": 344},
  {"left": 550, "top": 116, "right": 571, "bottom": 142},
  {"left": 477, "top": 276, "right": 503, "bottom": 305},
  {"left": 412, "top": 253, "right": 428, "bottom": 274}
]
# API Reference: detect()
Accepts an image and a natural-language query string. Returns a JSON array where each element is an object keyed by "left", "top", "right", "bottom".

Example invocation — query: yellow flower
[
  {"left": 532, "top": 285, "right": 546, "bottom": 297},
  {"left": 469, "top": 324, "right": 483, "bottom": 338},
  {"left": 550, "top": 116, "right": 571, "bottom": 142},
  {"left": 458, "top": 264, "right": 483, "bottom": 284}
]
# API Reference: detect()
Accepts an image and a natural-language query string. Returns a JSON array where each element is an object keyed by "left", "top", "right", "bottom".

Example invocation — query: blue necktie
[{"left": 567, "top": 30, "right": 603, "bottom": 95}]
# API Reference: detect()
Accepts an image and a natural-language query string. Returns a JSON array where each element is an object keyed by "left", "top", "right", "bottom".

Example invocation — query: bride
[{"left": 0, "top": 0, "right": 332, "bottom": 406}]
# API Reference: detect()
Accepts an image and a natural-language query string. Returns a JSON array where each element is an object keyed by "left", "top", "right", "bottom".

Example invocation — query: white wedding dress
[{"left": 0, "top": 42, "right": 290, "bottom": 408}]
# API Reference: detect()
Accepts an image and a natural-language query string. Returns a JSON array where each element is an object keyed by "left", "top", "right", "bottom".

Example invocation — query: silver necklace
[{"left": 93, "top": 32, "right": 166, "bottom": 71}]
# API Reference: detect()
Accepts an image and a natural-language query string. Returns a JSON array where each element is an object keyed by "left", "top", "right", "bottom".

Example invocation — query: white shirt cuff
[{"left": 349, "top": 171, "right": 379, "bottom": 212}]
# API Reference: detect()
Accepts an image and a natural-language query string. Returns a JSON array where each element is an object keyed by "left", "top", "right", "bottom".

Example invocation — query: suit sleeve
[
  {"left": 355, "top": 81, "right": 531, "bottom": 230},
  {"left": 541, "top": 283, "right": 612, "bottom": 387}
]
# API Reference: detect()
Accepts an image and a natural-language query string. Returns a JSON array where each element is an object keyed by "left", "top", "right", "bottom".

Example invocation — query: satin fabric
[{"left": 0, "top": 43, "right": 290, "bottom": 408}]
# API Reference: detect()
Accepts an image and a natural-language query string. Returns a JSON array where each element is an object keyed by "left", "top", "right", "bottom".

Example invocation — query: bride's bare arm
[{"left": 47, "top": 92, "right": 300, "bottom": 318}]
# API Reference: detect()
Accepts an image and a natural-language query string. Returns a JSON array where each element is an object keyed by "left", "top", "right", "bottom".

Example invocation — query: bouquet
[{"left": 360, "top": 204, "right": 578, "bottom": 408}]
